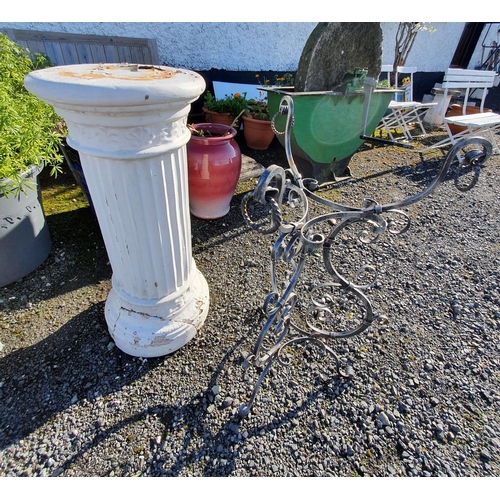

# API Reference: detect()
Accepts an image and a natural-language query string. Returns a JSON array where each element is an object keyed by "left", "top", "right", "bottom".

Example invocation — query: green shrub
[
  {"left": 0, "top": 33, "right": 63, "bottom": 196},
  {"left": 203, "top": 90, "right": 248, "bottom": 116}
]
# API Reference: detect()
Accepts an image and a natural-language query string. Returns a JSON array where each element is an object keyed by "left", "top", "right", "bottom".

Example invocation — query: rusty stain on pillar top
[
  {"left": 25, "top": 63, "right": 205, "bottom": 109},
  {"left": 58, "top": 64, "right": 181, "bottom": 81}
]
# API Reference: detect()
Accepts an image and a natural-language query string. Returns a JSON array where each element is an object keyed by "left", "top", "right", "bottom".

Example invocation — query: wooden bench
[
  {"left": 421, "top": 68, "right": 500, "bottom": 153},
  {"left": 0, "top": 28, "right": 159, "bottom": 66}
]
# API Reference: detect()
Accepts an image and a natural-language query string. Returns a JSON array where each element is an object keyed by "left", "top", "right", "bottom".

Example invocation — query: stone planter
[
  {"left": 25, "top": 63, "right": 209, "bottom": 358},
  {"left": 0, "top": 164, "right": 51, "bottom": 287}
]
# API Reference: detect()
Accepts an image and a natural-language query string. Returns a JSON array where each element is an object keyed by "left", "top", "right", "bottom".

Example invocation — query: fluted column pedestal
[{"left": 25, "top": 64, "right": 209, "bottom": 357}]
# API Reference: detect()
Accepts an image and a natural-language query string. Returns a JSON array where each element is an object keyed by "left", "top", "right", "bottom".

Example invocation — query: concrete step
[{"left": 239, "top": 155, "right": 265, "bottom": 182}]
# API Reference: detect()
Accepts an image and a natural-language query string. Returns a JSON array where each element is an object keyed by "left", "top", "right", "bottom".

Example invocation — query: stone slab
[
  {"left": 295, "top": 22, "right": 383, "bottom": 92},
  {"left": 239, "top": 154, "right": 265, "bottom": 182}
]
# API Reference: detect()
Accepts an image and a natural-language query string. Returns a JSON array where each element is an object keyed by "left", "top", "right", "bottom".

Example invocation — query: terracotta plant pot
[
  {"left": 446, "top": 104, "right": 492, "bottom": 135},
  {"left": 187, "top": 123, "right": 242, "bottom": 219},
  {"left": 242, "top": 115, "right": 275, "bottom": 150},
  {"left": 202, "top": 107, "right": 235, "bottom": 127}
]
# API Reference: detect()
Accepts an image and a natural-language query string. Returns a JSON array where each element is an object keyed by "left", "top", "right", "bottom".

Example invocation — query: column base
[{"left": 105, "top": 267, "right": 209, "bottom": 357}]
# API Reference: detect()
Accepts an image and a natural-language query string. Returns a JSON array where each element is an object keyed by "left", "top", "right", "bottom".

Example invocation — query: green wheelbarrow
[{"left": 266, "top": 80, "right": 401, "bottom": 185}]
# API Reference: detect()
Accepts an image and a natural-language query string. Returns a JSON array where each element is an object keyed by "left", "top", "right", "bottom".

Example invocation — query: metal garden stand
[{"left": 239, "top": 94, "right": 493, "bottom": 418}]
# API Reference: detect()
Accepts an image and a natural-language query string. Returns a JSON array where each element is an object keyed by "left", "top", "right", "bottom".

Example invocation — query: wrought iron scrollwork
[{"left": 239, "top": 94, "right": 493, "bottom": 418}]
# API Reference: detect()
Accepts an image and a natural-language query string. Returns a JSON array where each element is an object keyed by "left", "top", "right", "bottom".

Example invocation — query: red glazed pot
[{"left": 187, "top": 123, "right": 242, "bottom": 219}]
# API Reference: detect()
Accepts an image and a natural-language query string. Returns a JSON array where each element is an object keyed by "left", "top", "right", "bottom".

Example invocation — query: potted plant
[
  {"left": 202, "top": 90, "right": 248, "bottom": 127},
  {"left": 242, "top": 92, "right": 275, "bottom": 150},
  {"left": 0, "top": 33, "right": 63, "bottom": 287}
]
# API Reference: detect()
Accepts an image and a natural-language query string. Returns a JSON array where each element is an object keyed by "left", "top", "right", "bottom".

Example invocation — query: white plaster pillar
[{"left": 25, "top": 64, "right": 209, "bottom": 357}]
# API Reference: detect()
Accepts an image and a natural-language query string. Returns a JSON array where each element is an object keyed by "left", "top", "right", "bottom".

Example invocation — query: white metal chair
[
  {"left": 380, "top": 64, "right": 392, "bottom": 85},
  {"left": 420, "top": 69, "right": 500, "bottom": 154},
  {"left": 376, "top": 66, "right": 436, "bottom": 142},
  {"left": 390, "top": 66, "right": 437, "bottom": 139},
  {"left": 375, "top": 65, "right": 409, "bottom": 141}
]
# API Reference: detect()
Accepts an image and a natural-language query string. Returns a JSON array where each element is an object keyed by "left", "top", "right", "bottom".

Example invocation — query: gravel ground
[{"left": 0, "top": 129, "right": 499, "bottom": 479}]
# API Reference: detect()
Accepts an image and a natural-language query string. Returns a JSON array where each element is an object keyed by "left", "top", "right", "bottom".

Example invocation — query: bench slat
[
  {"left": 442, "top": 69, "right": 497, "bottom": 89},
  {"left": 61, "top": 42, "right": 79, "bottom": 65},
  {"left": 445, "top": 112, "right": 500, "bottom": 127},
  {"left": 1, "top": 28, "right": 159, "bottom": 65}
]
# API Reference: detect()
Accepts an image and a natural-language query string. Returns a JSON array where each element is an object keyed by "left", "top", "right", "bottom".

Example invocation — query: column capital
[{"left": 25, "top": 64, "right": 206, "bottom": 158}]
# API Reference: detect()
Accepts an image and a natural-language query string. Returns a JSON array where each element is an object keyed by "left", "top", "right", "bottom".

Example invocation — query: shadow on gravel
[
  {"left": 191, "top": 194, "right": 249, "bottom": 253},
  {"left": 191, "top": 190, "right": 271, "bottom": 256},
  {"left": 0, "top": 210, "right": 110, "bottom": 315},
  {"left": 0, "top": 303, "right": 161, "bottom": 450},
  {"left": 47, "top": 335, "right": 253, "bottom": 476},
  {"left": 1, "top": 292, "right": 349, "bottom": 475},
  {"left": 28, "top": 324, "right": 350, "bottom": 477}
]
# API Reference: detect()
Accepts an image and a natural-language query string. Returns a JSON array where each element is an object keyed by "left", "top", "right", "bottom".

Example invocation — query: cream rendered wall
[
  {"left": 381, "top": 22, "right": 467, "bottom": 71},
  {"left": 0, "top": 21, "right": 472, "bottom": 73}
]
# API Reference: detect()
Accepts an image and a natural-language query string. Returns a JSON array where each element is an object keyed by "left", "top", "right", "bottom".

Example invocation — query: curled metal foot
[
  {"left": 238, "top": 404, "right": 250, "bottom": 418},
  {"left": 238, "top": 335, "right": 351, "bottom": 418}
]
